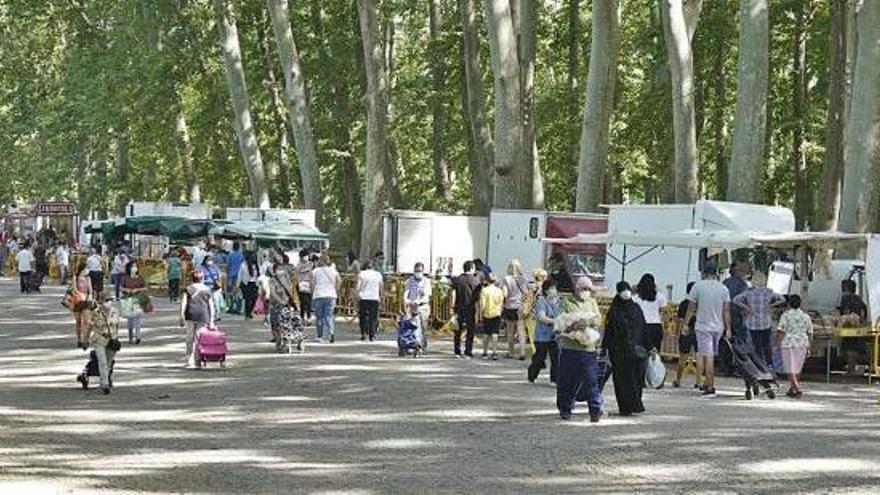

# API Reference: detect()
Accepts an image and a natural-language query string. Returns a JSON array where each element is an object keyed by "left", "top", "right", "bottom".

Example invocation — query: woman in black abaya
[{"left": 602, "top": 282, "right": 649, "bottom": 416}]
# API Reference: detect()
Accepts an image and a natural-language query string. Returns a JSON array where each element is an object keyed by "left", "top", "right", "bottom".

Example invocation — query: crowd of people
[{"left": 3, "top": 233, "right": 871, "bottom": 415}]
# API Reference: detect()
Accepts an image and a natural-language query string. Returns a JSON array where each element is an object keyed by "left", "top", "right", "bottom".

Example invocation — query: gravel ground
[{"left": 1, "top": 278, "right": 879, "bottom": 494}]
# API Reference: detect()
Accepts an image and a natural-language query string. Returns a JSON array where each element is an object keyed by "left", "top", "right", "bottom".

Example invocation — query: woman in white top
[
  {"left": 311, "top": 254, "right": 341, "bottom": 343},
  {"left": 634, "top": 273, "right": 668, "bottom": 352}
]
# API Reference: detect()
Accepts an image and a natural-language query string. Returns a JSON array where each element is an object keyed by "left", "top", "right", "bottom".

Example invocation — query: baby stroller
[
  {"left": 723, "top": 338, "right": 778, "bottom": 400},
  {"left": 397, "top": 314, "right": 423, "bottom": 357}
]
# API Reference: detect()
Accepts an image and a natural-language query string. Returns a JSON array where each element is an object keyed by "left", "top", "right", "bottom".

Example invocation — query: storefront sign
[{"left": 36, "top": 202, "right": 76, "bottom": 216}]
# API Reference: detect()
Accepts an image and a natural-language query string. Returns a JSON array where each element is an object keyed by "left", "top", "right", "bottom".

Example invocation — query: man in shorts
[
  {"left": 673, "top": 282, "right": 698, "bottom": 388},
  {"left": 684, "top": 263, "right": 731, "bottom": 398}
]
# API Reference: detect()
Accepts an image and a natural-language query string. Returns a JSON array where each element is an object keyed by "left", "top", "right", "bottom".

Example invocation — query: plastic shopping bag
[{"left": 645, "top": 350, "right": 667, "bottom": 389}]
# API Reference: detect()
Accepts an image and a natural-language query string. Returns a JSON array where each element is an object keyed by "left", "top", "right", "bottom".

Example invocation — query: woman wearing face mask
[
  {"left": 202, "top": 255, "right": 223, "bottom": 322},
  {"left": 527, "top": 279, "right": 561, "bottom": 384},
  {"left": 602, "top": 282, "right": 649, "bottom": 416}
]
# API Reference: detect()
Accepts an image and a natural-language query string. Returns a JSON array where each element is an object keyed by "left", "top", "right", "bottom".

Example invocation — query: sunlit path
[{"left": 0, "top": 278, "right": 879, "bottom": 494}]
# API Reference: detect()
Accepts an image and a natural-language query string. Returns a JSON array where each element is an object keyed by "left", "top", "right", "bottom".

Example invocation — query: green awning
[
  {"left": 210, "top": 221, "right": 328, "bottom": 242},
  {"left": 86, "top": 216, "right": 226, "bottom": 240}
]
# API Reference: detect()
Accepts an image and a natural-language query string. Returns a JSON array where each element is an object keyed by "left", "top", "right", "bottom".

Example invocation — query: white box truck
[
  {"left": 602, "top": 200, "right": 796, "bottom": 302},
  {"left": 488, "top": 209, "right": 608, "bottom": 278},
  {"left": 382, "top": 210, "right": 489, "bottom": 275}
]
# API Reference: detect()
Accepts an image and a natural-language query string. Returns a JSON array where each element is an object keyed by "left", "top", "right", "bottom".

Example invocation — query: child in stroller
[{"left": 398, "top": 304, "right": 424, "bottom": 357}]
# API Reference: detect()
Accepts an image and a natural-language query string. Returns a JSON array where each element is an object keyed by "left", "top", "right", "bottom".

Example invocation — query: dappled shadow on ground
[{"left": 0, "top": 278, "right": 879, "bottom": 494}]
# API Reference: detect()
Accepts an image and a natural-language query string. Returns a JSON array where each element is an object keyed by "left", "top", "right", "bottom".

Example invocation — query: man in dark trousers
[
  {"left": 450, "top": 260, "right": 482, "bottom": 358},
  {"left": 721, "top": 261, "right": 751, "bottom": 375}
]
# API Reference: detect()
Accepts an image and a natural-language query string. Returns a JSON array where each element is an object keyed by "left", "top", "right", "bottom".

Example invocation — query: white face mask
[
  {"left": 546, "top": 288, "right": 558, "bottom": 298},
  {"left": 577, "top": 290, "right": 590, "bottom": 300},
  {"left": 620, "top": 290, "right": 633, "bottom": 300},
  {"left": 414, "top": 272, "right": 423, "bottom": 280},
  {"left": 131, "top": 267, "right": 138, "bottom": 275}
]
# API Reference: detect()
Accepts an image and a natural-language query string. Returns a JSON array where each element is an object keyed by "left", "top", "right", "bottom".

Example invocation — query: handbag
[{"left": 645, "top": 350, "right": 667, "bottom": 389}]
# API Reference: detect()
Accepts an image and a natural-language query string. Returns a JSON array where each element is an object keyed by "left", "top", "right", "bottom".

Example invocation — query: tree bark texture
[
  {"left": 816, "top": 0, "right": 848, "bottom": 231},
  {"left": 484, "top": 0, "right": 529, "bottom": 208},
  {"left": 358, "top": 0, "right": 392, "bottom": 258},
  {"left": 212, "top": 0, "right": 270, "bottom": 209},
  {"left": 173, "top": 98, "right": 200, "bottom": 203},
  {"left": 790, "top": 2, "right": 809, "bottom": 229},
  {"left": 728, "top": 0, "right": 769, "bottom": 204},
  {"left": 575, "top": 0, "right": 619, "bottom": 213},
  {"left": 840, "top": 0, "right": 880, "bottom": 234},
  {"left": 267, "top": 0, "right": 323, "bottom": 225},
  {"left": 711, "top": 39, "right": 728, "bottom": 200},
  {"left": 460, "top": 0, "right": 494, "bottom": 215},
  {"left": 661, "top": 0, "right": 702, "bottom": 203},
  {"left": 566, "top": 0, "right": 580, "bottom": 102},
  {"left": 429, "top": 0, "right": 451, "bottom": 202},
  {"left": 520, "top": 0, "right": 543, "bottom": 208}
]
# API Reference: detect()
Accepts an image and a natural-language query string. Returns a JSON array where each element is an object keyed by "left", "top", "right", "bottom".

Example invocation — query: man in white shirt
[
  {"left": 86, "top": 246, "right": 105, "bottom": 296},
  {"left": 111, "top": 249, "right": 130, "bottom": 299},
  {"left": 17, "top": 243, "right": 34, "bottom": 293},
  {"left": 55, "top": 242, "right": 70, "bottom": 285},
  {"left": 404, "top": 262, "right": 433, "bottom": 351},
  {"left": 684, "top": 262, "right": 732, "bottom": 399},
  {"left": 356, "top": 260, "right": 384, "bottom": 341}
]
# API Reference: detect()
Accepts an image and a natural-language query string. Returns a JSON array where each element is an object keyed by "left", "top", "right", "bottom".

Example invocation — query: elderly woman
[
  {"left": 556, "top": 276, "right": 604, "bottom": 422},
  {"left": 603, "top": 282, "right": 649, "bottom": 416},
  {"left": 180, "top": 269, "right": 214, "bottom": 368}
]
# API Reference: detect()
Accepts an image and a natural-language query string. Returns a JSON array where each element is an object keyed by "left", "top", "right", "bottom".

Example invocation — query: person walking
[
  {"left": 111, "top": 249, "right": 130, "bottom": 300},
  {"left": 723, "top": 261, "right": 752, "bottom": 343},
  {"left": 684, "top": 262, "right": 732, "bottom": 398},
  {"left": 311, "top": 254, "right": 341, "bottom": 343},
  {"left": 450, "top": 261, "right": 481, "bottom": 358},
  {"left": 238, "top": 252, "right": 260, "bottom": 319},
  {"left": 634, "top": 273, "right": 667, "bottom": 353},
  {"left": 555, "top": 279, "right": 604, "bottom": 422},
  {"left": 527, "top": 279, "right": 561, "bottom": 384},
  {"left": 86, "top": 246, "right": 105, "bottom": 297},
  {"left": 404, "top": 262, "right": 432, "bottom": 352},
  {"left": 673, "top": 282, "right": 699, "bottom": 388},
  {"left": 501, "top": 259, "right": 529, "bottom": 360},
  {"left": 202, "top": 255, "right": 223, "bottom": 321},
  {"left": 166, "top": 250, "right": 183, "bottom": 302},
  {"left": 180, "top": 269, "right": 214, "bottom": 368},
  {"left": 32, "top": 242, "right": 47, "bottom": 291},
  {"left": 732, "top": 272, "right": 785, "bottom": 366},
  {"left": 77, "top": 295, "right": 120, "bottom": 394},
  {"left": 72, "top": 264, "right": 94, "bottom": 350},
  {"left": 268, "top": 258, "right": 297, "bottom": 350},
  {"left": 296, "top": 250, "right": 315, "bottom": 324},
  {"left": 776, "top": 295, "right": 814, "bottom": 398},
  {"left": 478, "top": 274, "right": 504, "bottom": 360},
  {"left": 55, "top": 241, "right": 70, "bottom": 286},
  {"left": 121, "top": 261, "right": 148, "bottom": 345},
  {"left": 226, "top": 242, "right": 246, "bottom": 314},
  {"left": 357, "top": 260, "right": 384, "bottom": 341},
  {"left": 16, "top": 242, "right": 34, "bottom": 294},
  {"left": 603, "top": 282, "right": 649, "bottom": 416}
]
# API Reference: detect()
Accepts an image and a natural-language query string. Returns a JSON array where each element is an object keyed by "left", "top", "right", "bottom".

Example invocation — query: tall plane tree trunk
[
  {"left": 840, "top": 1, "right": 880, "bottom": 235},
  {"left": 566, "top": 0, "right": 580, "bottom": 102},
  {"left": 816, "top": 0, "right": 848, "bottom": 231},
  {"left": 575, "top": 0, "right": 619, "bottom": 212},
  {"left": 267, "top": 0, "right": 324, "bottom": 225},
  {"left": 790, "top": 2, "right": 810, "bottom": 229},
  {"left": 429, "top": 0, "right": 451, "bottom": 202},
  {"left": 661, "top": 0, "right": 703, "bottom": 203},
  {"left": 460, "top": 0, "right": 494, "bottom": 215},
  {"left": 484, "top": 0, "right": 528, "bottom": 208},
  {"left": 174, "top": 98, "right": 200, "bottom": 203},
  {"left": 212, "top": 0, "right": 270, "bottom": 208},
  {"left": 358, "top": 0, "right": 392, "bottom": 257},
  {"left": 521, "top": 0, "right": 543, "bottom": 208},
  {"left": 728, "top": 0, "right": 769, "bottom": 203}
]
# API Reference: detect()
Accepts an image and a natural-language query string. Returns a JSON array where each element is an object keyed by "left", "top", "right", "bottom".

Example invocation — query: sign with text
[{"left": 36, "top": 202, "right": 76, "bottom": 216}]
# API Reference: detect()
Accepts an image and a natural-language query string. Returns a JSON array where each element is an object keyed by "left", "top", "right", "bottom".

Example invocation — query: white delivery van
[
  {"left": 382, "top": 210, "right": 489, "bottom": 275},
  {"left": 488, "top": 209, "right": 608, "bottom": 278},
  {"left": 602, "top": 200, "right": 796, "bottom": 302}
]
